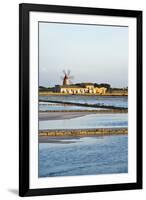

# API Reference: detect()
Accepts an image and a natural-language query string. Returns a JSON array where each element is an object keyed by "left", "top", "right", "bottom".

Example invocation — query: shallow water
[
  {"left": 39, "top": 135, "right": 128, "bottom": 177},
  {"left": 39, "top": 95, "right": 128, "bottom": 177},
  {"left": 39, "top": 95, "right": 128, "bottom": 108},
  {"left": 39, "top": 103, "right": 107, "bottom": 111},
  {"left": 39, "top": 113, "right": 128, "bottom": 130}
]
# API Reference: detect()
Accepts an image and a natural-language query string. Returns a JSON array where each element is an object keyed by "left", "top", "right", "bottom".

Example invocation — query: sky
[{"left": 39, "top": 22, "right": 128, "bottom": 88}]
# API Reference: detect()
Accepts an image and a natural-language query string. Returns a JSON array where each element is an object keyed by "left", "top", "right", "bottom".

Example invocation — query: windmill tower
[{"left": 62, "top": 70, "right": 74, "bottom": 85}]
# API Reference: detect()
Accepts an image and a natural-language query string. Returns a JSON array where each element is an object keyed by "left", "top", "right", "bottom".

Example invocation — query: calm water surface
[
  {"left": 39, "top": 95, "right": 128, "bottom": 177},
  {"left": 39, "top": 113, "right": 128, "bottom": 130},
  {"left": 39, "top": 102, "right": 107, "bottom": 111},
  {"left": 39, "top": 135, "right": 128, "bottom": 177},
  {"left": 39, "top": 95, "right": 128, "bottom": 108}
]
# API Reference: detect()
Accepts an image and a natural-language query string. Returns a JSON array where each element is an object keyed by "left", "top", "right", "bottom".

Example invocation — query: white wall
[{"left": 0, "top": 0, "right": 145, "bottom": 199}]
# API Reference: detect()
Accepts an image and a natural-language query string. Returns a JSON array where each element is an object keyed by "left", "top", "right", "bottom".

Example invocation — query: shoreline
[
  {"left": 39, "top": 110, "right": 127, "bottom": 121},
  {"left": 39, "top": 99, "right": 127, "bottom": 110},
  {"left": 39, "top": 92, "right": 128, "bottom": 96},
  {"left": 39, "top": 128, "right": 128, "bottom": 138},
  {"left": 40, "top": 109, "right": 127, "bottom": 113}
]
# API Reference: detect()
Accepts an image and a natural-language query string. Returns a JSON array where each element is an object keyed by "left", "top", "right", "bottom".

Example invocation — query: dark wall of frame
[{"left": 19, "top": 3, "right": 143, "bottom": 197}]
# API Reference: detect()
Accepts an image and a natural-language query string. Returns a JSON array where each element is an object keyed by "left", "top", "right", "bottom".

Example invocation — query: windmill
[{"left": 61, "top": 70, "right": 74, "bottom": 85}]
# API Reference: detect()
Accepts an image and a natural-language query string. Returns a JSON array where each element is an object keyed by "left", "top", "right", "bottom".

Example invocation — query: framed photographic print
[{"left": 19, "top": 3, "right": 142, "bottom": 197}]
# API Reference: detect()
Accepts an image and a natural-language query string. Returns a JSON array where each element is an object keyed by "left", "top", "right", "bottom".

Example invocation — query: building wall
[{"left": 60, "top": 86, "right": 107, "bottom": 94}]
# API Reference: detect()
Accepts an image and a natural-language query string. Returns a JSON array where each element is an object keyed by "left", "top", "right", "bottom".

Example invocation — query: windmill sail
[{"left": 61, "top": 70, "right": 74, "bottom": 85}]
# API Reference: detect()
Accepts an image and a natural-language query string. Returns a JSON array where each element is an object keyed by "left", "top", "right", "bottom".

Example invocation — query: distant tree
[
  {"left": 39, "top": 86, "right": 50, "bottom": 91},
  {"left": 39, "top": 86, "right": 47, "bottom": 89},
  {"left": 75, "top": 83, "right": 82, "bottom": 86},
  {"left": 94, "top": 83, "right": 99, "bottom": 87},
  {"left": 94, "top": 83, "right": 111, "bottom": 90},
  {"left": 100, "top": 83, "right": 111, "bottom": 89}
]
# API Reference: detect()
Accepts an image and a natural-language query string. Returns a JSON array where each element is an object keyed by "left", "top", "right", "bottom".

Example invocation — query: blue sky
[{"left": 39, "top": 22, "right": 128, "bottom": 88}]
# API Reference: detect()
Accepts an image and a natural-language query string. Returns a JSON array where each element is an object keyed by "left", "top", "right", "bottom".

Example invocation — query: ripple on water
[{"left": 39, "top": 135, "right": 128, "bottom": 177}]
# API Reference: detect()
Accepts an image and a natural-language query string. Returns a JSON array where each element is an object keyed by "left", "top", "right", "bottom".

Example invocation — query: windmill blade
[
  {"left": 67, "top": 69, "right": 71, "bottom": 76},
  {"left": 63, "top": 70, "right": 66, "bottom": 75}
]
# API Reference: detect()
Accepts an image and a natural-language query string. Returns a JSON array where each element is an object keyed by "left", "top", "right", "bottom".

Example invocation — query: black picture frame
[{"left": 19, "top": 3, "right": 143, "bottom": 197}]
